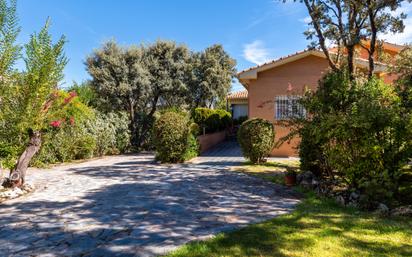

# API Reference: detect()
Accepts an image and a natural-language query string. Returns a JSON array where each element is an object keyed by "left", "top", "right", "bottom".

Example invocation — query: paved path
[
  {"left": 191, "top": 139, "right": 299, "bottom": 166},
  {"left": 0, "top": 154, "right": 300, "bottom": 257}
]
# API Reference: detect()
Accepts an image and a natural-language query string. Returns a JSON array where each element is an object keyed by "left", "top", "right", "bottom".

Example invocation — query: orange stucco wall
[
  {"left": 244, "top": 46, "right": 402, "bottom": 157},
  {"left": 247, "top": 55, "right": 330, "bottom": 157}
]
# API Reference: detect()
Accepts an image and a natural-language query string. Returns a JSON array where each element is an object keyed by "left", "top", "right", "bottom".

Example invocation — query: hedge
[{"left": 192, "top": 108, "right": 231, "bottom": 134}]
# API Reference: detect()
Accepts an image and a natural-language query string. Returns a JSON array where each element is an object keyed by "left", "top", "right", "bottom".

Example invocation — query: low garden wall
[{"left": 197, "top": 130, "right": 226, "bottom": 153}]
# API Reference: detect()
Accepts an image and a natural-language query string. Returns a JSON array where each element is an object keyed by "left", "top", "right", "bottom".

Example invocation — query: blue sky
[{"left": 16, "top": 0, "right": 412, "bottom": 91}]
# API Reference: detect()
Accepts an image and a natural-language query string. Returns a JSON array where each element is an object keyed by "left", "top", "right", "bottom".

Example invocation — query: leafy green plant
[
  {"left": 192, "top": 107, "right": 232, "bottom": 134},
  {"left": 184, "top": 133, "right": 200, "bottom": 161},
  {"left": 233, "top": 115, "right": 248, "bottom": 126},
  {"left": 153, "top": 112, "right": 190, "bottom": 163},
  {"left": 289, "top": 70, "right": 412, "bottom": 207},
  {"left": 237, "top": 118, "right": 275, "bottom": 164}
]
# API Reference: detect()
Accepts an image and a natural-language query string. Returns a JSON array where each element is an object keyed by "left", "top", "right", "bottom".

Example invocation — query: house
[{"left": 229, "top": 42, "right": 405, "bottom": 157}]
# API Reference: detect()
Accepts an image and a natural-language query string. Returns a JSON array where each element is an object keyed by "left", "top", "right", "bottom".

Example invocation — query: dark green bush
[
  {"left": 233, "top": 115, "right": 248, "bottom": 125},
  {"left": 153, "top": 112, "right": 190, "bottom": 163},
  {"left": 237, "top": 118, "right": 275, "bottom": 164},
  {"left": 294, "top": 70, "right": 412, "bottom": 207},
  {"left": 192, "top": 107, "right": 232, "bottom": 134}
]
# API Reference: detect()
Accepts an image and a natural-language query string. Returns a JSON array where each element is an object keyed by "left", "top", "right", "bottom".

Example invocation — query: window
[{"left": 275, "top": 95, "right": 306, "bottom": 120}]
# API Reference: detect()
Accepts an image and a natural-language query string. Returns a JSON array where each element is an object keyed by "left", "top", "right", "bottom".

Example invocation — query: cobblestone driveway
[{"left": 0, "top": 154, "right": 300, "bottom": 257}]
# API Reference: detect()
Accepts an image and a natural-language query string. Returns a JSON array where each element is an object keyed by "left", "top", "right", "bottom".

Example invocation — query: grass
[
  {"left": 166, "top": 191, "right": 412, "bottom": 257},
  {"left": 167, "top": 160, "right": 412, "bottom": 257},
  {"left": 230, "top": 160, "right": 300, "bottom": 185}
]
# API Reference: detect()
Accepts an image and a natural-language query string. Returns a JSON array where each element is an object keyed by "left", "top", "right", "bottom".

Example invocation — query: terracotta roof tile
[
  {"left": 227, "top": 90, "right": 248, "bottom": 100},
  {"left": 237, "top": 49, "right": 311, "bottom": 76}
]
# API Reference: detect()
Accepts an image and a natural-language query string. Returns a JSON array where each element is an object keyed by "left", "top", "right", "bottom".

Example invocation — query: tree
[
  {"left": 289, "top": 0, "right": 409, "bottom": 78},
  {"left": 0, "top": 17, "right": 80, "bottom": 187},
  {"left": 86, "top": 41, "right": 150, "bottom": 146},
  {"left": 68, "top": 81, "right": 97, "bottom": 107},
  {"left": 187, "top": 44, "right": 236, "bottom": 109},
  {"left": 0, "top": 0, "right": 20, "bottom": 76},
  {"left": 86, "top": 40, "right": 236, "bottom": 149},
  {"left": 86, "top": 40, "right": 191, "bottom": 148}
]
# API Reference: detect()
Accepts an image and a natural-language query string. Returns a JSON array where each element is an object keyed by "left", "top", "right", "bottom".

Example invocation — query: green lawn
[
  {"left": 167, "top": 161, "right": 412, "bottom": 257},
  {"left": 230, "top": 160, "right": 300, "bottom": 185}
]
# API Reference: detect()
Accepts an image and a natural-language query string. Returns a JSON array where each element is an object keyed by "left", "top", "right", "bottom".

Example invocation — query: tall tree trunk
[
  {"left": 136, "top": 94, "right": 159, "bottom": 149},
  {"left": 128, "top": 97, "right": 138, "bottom": 146},
  {"left": 347, "top": 45, "right": 355, "bottom": 80},
  {"left": 367, "top": 1, "right": 377, "bottom": 79},
  {"left": 303, "top": 0, "right": 339, "bottom": 72},
  {"left": 8, "top": 130, "right": 42, "bottom": 188}
]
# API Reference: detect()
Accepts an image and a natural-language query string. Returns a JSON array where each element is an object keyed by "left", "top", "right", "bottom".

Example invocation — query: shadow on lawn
[{"left": 0, "top": 155, "right": 300, "bottom": 256}]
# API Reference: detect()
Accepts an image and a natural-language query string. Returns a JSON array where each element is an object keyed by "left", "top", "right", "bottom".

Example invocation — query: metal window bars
[{"left": 275, "top": 95, "right": 306, "bottom": 120}]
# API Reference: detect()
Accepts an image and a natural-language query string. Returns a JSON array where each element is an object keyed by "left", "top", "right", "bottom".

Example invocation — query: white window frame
[{"left": 275, "top": 95, "right": 306, "bottom": 120}]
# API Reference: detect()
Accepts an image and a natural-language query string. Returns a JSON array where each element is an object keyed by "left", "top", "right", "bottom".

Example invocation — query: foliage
[
  {"left": 184, "top": 132, "right": 200, "bottom": 161},
  {"left": 237, "top": 118, "right": 275, "bottom": 164},
  {"left": 166, "top": 191, "right": 412, "bottom": 257},
  {"left": 34, "top": 120, "right": 96, "bottom": 165},
  {"left": 0, "top": 10, "right": 75, "bottom": 183},
  {"left": 153, "top": 112, "right": 190, "bottom": 163},
  {"left": 34, "top": 110, "right": 130, "bottom": 165},
  {"left": 187, "top": 44, "right": 236, "bottom": 108},
  {"left": 289, "top": 0, "right": 408, "bottom": 77},
  {"left": 0, "top": 0, "right": 20, "bottom": 76},
  {"left": 86, "top": 40, "right": 236, "bottom": 149},
  {"left": 290, "top": 70, "right": 412, "bottom": 207},
  {"left": 86, "top": 40, "right": 150, "bottom": 147},
  {"left": 90, "top": 111, "right": 131, "bottom": 156},
  {"left": 68, "top": 81, "right": 97, "bottom": 107},
  {"left": 192, "top": 107, "right": 231, "bottom": 134},
  {"left": 233, "top": 115, "right": 248, "bottom": 126}
]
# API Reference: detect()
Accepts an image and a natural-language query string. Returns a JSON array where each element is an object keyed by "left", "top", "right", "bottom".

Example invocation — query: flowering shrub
[{"left": 33, "top": 109, "right": 130, "bottom": 166}]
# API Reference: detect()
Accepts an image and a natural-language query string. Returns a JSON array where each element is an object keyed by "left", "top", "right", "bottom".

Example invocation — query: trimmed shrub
[
  {"left": 233, "top": 115, "right": 248, "bottom": 126},
  {"left": 192, "top": 107, "right": 232, "bottom": 134},
  {"left": 237, "top": 118, "right": 275, "bottom": 164},
  {"left": 153, "top": 112, "right": 190, "bottom": 163}
]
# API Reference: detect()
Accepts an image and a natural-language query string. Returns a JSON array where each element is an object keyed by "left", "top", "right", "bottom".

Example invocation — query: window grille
[{"left": 275, "top": 95, "right": 306, "bottom": 120}]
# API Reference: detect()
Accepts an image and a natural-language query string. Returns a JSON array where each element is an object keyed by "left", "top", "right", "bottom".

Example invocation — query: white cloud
[
  {"left": 380, "top": 3, "right": 412, "bottom": 44},
  {"left": 299, "top": 16, "right": 312, "bottom": 24},
  {"left": 242, "top": 40, "right": 271, "bottom": 65}
]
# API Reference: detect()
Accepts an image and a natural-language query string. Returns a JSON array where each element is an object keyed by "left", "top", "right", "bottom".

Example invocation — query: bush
[
  {"left": 87, "top": 111, "right": 131, "bottom": 156},
  {"left": 192, "top": 107, "right": 232, "bottom": 134},
  {"left": 233, "top": 115, "right": 248, "bottom": 126},
  {"left": 184, "top": 132, "right": 200, "bottom": 161},
  {"left": 153, "top": 112, "right": 190, "bottom": 163},
  {"left": 237, "top": 118, "right": 275, "bottom": 164},
  {"left": 33, "top": 111, "right": 131, "bottom": 166},
  {"left": 294, "top": 71, "right": 412, "bottom": 207},
  {"left": 0, "top": 142, "right": 20, "bottom": 169},
  {"left": 34, "top": 121, "right": 97, "bottom": 165}
]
